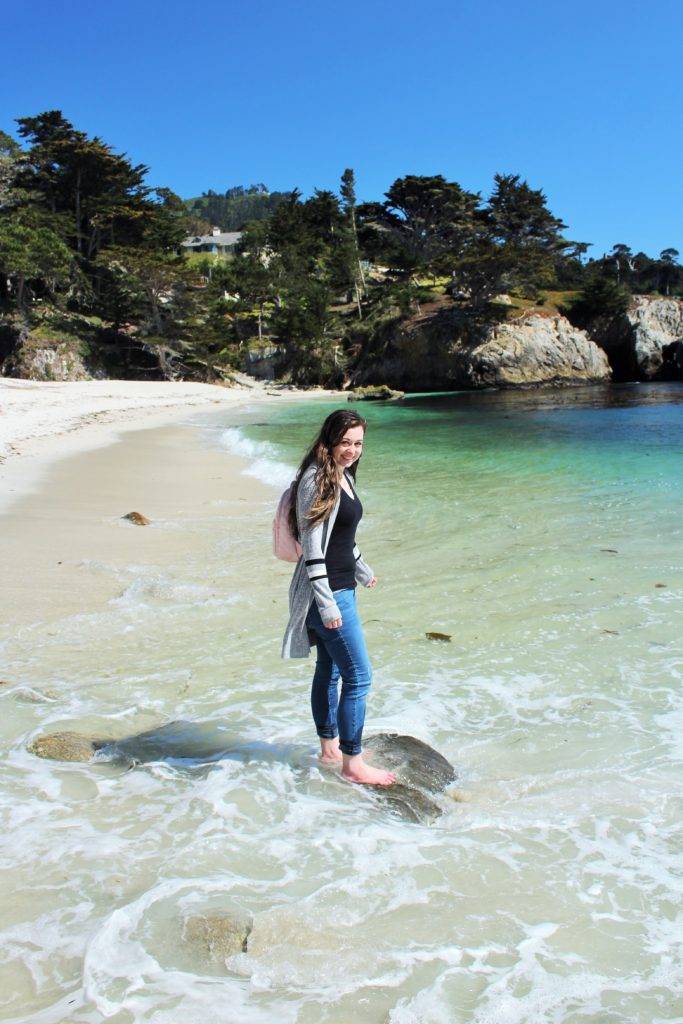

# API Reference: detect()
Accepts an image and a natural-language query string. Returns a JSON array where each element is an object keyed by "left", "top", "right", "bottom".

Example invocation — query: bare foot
[
  {"left": 341, "top": 753, "right": 396, "bottom": 786},
  {"left": 318, "top": 737, "right": 343, "bottom": 764}
]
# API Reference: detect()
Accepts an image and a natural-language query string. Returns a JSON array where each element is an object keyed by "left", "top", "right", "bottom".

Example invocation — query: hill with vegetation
[
  {"left": 1, "top": 110, "right": 681, "bottom": 387},
  {"left": 183, "top": 185, "right": 292, "bottom": 234}
]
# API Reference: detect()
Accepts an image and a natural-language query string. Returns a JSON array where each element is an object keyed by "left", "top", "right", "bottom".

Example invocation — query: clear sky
[{"left": 3, "top": 0, "right": 681, "bottom": 259}]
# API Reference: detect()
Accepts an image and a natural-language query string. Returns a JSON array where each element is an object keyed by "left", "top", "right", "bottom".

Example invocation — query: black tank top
[{"left": 325, "top": 483, "right": 363, "bottom": 591}]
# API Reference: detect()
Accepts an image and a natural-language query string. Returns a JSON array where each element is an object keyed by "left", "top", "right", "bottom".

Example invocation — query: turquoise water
[
  {"left": 217, "top": 382, "right": 683, "bottom": 1021},
  {"left": 1, "top": 382, "right": 681, "bottom": 1023}
]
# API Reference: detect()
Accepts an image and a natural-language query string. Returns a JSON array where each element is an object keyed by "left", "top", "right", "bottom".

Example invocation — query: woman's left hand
[{"left": 367, "top": 576, "right": 378, "bottom": 588}]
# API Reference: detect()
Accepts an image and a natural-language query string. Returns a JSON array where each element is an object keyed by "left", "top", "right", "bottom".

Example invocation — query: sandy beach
[
  {"left": 0, "top": 377, "right": 343, "bottom": 627},
  {"left": 0, "top": 378, "right": 344, "bottom": 515}
]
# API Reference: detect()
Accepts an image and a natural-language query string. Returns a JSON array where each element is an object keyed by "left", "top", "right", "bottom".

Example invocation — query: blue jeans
[{"left": 305, "top": 587, "right": 373, "bottom": 756}]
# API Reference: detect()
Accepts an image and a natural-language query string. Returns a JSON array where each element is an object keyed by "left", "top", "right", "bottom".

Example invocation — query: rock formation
[
  {"left": 456, "top": 313, "right": 611, "bottom": 388},
  {"left": 589, "top": 296, "right": 683, "bottom": 380},
  {"left": 355, "top": 304, "right": 611, "bottom": 390},
  {"left": 2, "top": 329, "right": 92, "bottom": 381}
]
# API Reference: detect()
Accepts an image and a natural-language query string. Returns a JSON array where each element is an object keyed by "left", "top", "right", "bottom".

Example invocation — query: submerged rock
[
  {"left": 98, "top": 721, "right": 303, "bottom": 768},
  {"left": 28, "top": 731, "right": 103, "bottom": 762},
  {"left": 27, "top": 721, "right": 458, "bottom": 823},
  {"left": 183, "top": 910, "right": 253, "bottom": 958},
  {"left": 27, "top": 720, "right": 305, "bottom": 769}
]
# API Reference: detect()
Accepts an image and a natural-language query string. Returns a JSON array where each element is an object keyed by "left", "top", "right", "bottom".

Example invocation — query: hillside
[{"left": 184, "top": 185, "right": 292, "bottom": 231}]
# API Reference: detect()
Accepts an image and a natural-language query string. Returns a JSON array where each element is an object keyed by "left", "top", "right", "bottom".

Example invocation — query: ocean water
[{"left": 1, "top": 383, "right": 681, "bottom": 1023}]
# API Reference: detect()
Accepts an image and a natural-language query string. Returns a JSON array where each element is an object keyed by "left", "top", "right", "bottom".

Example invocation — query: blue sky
[{"left": 3, "top": 0, "right": 681, "bottom": 259}]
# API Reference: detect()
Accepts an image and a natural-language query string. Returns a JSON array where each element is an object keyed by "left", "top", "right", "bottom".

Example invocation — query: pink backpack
[{"left": 273, "top": 481, "right": 302, "bottom": 562}]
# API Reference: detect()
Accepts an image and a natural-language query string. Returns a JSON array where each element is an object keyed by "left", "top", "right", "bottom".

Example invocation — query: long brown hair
[{"left": 288, "top": 408, "right": 368, "bottom": 540}]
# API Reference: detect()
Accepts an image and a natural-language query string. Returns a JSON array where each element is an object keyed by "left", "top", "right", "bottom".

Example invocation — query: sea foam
[{"left": 219, "top": 426, "right": 295, "bottom": 490}]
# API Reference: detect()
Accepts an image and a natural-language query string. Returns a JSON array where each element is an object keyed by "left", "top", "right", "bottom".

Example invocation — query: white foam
[
  {"left": 219, "top": 426, "right": 295, "bottom": 490},
  {"left": 83, "top": 877, "right": 294, "bottom": 1024}
]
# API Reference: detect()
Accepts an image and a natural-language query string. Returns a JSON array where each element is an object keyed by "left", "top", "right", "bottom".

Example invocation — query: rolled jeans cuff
[{"left": 339, "top": 740, "right": 362, "bottom": 756}]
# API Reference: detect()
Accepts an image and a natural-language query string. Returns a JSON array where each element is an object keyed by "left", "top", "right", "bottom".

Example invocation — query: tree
[
  {"left": 561, "top": 276, "right": 631, "bottom": 329},
  {"left": 226, "top": 229, "right": 275, "bottom": 344},
  {"left": 358, "top": 174, "right": 481, "bottom": 281},
  {"left": 273, "top": 278, "right": 335, "bottom": 383},
  {"left": 340, "top": 168, "right": 366, "bottom": 307},
  {"left": 0, "top": 131, "right": 22, "bottom": 210},
  {"left": 0, "top": 206, "right": 73, "bottom": 316},
  {"left": 608, "top": 243, "right": 633, "bottom": 286},
  {"left": 94, "top": 246, "right": 189, "bottom": 334},
  {"left": 455, "top": 174, "right": 578, "bottom": 306},
  {"left": 658, "top": 248, "right": 680, "bottom": 296},
  {"left": 15, "top": 111, "right": 153, "bottom": 264}
]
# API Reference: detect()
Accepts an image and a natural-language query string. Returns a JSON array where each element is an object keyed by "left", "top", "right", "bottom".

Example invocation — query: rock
[
  {"left": 665, "top": 340, "right": 683, "bottom": 376},
  {"left": 378, "top": 783, "right": 445, "bottom": 823},
  {"left": 355, "top": 305, "right": 610, "bottom": 390},
  {"left": 3, "top": 334, "right": 92, "bottom": 381},
  {"left": 100, "top": 721, "right": 305, "bottom": 768},
  {"left": 364, "top": 732, "right": 457, "bottom": 822},
  {"left": 589, "top": 296, "right": 683, "bottom": 380},
  {"left": 26, "top": 720, "right": 303, "bottom": 767},
  {"left": 122, "top": 511, "right": 151, "bottom": 526},
  {"left": 425, "top": 631, "right": 452, "bottom": 642},
  {"left": 28, "top": 721, "right": 458, "bottom": 823},
  {"left": 458, "top": 314, "right": 611, "bottom": 388},
  {"left": 348, "top": 384, "right": 405, "bottom": 401},
  {"left": 226, "top": 370, "right": 263, "bottom": 389},
  {"left": 28, "top": 731, "right": 102, "bottom": 762},
  {"left": 244, "top": 345, "right": 286, "bottom": 381},
  {"left": 183, "top": 911, "right": 252, "bottom": 958}
]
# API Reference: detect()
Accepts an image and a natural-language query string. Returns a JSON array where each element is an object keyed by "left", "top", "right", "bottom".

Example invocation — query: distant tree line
[
  {"left": 0, "top": 110, "right": 680, "bottom": 384},
  {"left": 184, "top": 185, "right": 293, "bottom": 234}
]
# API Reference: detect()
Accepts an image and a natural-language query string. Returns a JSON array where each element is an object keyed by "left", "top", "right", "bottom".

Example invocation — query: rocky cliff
[
  {"left": 2, "top": 329, "right": 93, "bottom": 381},
  {"left": 588, "top": 296, "right": 683, "bottom": 381},
  {"left": 354, "top": 304, "right": 611, "bottom": 391}
]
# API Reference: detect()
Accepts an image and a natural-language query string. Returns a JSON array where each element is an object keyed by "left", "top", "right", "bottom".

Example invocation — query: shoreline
[
  {"left": 0, "top": 378, "right": 346, "bottom": 517},
  {"left": 0, "top": 404, "right": 298, "bottom": 631}
]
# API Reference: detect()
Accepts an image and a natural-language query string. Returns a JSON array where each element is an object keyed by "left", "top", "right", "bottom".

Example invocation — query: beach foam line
[{"left": 219, "top": 426, "right": 295, "bottom": 490}]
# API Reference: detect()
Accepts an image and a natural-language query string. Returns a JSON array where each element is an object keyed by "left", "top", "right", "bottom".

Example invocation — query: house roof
[{"left": 181, "top": 231, "right": 242, "bottom": 249}]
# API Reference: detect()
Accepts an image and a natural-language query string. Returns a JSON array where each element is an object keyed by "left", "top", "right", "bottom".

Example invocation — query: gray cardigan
[{"left": 281, "top": 462, "right": 375, "bottom": 659}]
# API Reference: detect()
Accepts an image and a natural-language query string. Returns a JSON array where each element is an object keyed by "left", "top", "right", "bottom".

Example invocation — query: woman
[{"left": 281, "top": 409, "right": 396, "bottom": 787}]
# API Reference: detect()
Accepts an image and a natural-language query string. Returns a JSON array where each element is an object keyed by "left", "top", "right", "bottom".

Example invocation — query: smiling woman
[{"left": 280, "top": 408, "right": 396, "bottom": 786}]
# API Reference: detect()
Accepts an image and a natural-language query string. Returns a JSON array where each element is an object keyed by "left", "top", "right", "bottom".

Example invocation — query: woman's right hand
[{"left": 325, "top": 617, "right": 342, "bottom": 629}]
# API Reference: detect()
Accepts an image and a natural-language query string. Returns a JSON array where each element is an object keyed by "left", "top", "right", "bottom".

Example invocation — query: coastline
[
  {"left": 0, "top": 378, "right": 346, "bottom": 517},
  {"left": 0, "top": 377, "right": 340, "bottom": 629}
]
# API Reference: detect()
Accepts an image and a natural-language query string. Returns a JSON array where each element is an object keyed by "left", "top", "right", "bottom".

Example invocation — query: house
[{"left": 181, "top": 226, "right": 242, "bottom": 255}]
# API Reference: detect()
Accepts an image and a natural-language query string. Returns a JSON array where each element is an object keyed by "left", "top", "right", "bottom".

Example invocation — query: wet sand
[{"left": 0, "top": 415, "right": 275, "bottom": 628}]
